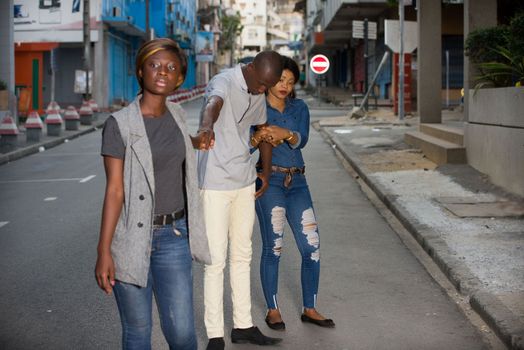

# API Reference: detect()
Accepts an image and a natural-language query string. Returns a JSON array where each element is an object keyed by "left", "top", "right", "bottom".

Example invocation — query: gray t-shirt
[
  {"left": 197, "top": 64, "right": 267, "bottom": 190},
  {"left": 101, "top": 111, "right": 186, "bottom": 215}
]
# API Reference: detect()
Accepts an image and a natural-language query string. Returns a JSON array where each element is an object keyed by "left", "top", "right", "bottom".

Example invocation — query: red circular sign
[{"left": 310, "top": 54, "right": 330, "bottom": 74}]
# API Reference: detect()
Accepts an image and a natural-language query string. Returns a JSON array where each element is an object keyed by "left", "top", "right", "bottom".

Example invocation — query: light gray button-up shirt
[{"left": 197, "top": 64, "right": 267, "bottom": 190}]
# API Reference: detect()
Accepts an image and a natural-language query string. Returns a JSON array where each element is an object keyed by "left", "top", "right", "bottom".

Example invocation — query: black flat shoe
[
  {"left": 206, "top": 337, "right": 225, "bottom": 350},
  {"left": 265, "top": 315, "right": 286, "bottom": 331},
  {"left": 300, "top": 314, "right": 336, "bottom": 328},
  {"left": 231, "top": 326, "right": 282, "bottom": 345}
]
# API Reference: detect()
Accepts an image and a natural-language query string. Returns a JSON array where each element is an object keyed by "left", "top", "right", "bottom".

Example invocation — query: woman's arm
[
  {"left": 295, "top": 101, "right": 310, "bottom": 149},
  {"left": 95, "top": 156, "right": 124, "bottom": 295},
  {"left": 258, "top": 101, "right": 310, "bottom": 148}
]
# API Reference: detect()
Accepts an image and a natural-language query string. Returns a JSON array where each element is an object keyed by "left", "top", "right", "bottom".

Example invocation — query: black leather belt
[{"left": 153, "top": 209, "right": 185, "bottom": 226}]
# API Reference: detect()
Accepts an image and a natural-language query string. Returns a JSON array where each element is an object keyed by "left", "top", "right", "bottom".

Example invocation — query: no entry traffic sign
[{"left": 310, "top": 54, "right": 330, "bottom": 75}]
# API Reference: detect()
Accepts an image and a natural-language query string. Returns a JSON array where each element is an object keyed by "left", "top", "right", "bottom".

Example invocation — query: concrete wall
[
  {"left": 463, "top": 0, "right": 497, "bottom": 122},
  {"left": 468, "top": 87, "right": 524, "bottom": 128},
  {"left": 466, "top": 87, "right": 524, "bottom": 196},
  {"left": 42, "top": 47, "right": 86, "bottom": 108}
]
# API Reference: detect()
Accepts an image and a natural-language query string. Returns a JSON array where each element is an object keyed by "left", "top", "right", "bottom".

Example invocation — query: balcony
[{"left": 101, "top": 15, "right": 146, "bottom": 38}]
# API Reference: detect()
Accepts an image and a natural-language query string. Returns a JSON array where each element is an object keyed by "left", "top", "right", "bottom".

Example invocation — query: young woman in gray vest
[
  {"left": 95, "top": 38, "right": 211, "bottom": 350},
  {"left": 251, "top": 57, "right": 335, "bottom": 331}
]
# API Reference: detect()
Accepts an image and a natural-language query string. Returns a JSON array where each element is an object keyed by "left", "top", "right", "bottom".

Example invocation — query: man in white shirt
[{"left": 193, "top": 51, "right": 283, "bottom": 350}]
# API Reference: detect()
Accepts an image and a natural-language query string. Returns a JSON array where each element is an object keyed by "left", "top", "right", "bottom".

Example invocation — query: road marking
[
  {"left": 44, "top": 197, "right": 57, "bottom": 201},
  {"left": 37, "top": 152, "right": 99, "bottom": 157},
  {"left": 79, "top": 175, "right": 96, "bottom": 183},
  {"left": 0, "top": 222, "right": 8, "bottom": 228},
  {"left": 0, "top": 177, "right": 92, "bottom": 184}
]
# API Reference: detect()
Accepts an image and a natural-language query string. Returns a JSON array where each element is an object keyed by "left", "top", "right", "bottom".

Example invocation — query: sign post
[
  {"left": 309, "top": 54, "right": 330, "bottom": 106},
  {"left": 353, "top": 20, "right": 377, "bottom": 110},
  {"left": 385, "top": 19, "right": 417, "bottom": 118}
]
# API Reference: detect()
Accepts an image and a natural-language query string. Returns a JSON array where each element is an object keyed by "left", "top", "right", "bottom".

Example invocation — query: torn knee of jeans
[
  {"left": 310, "top": 248, "right": 320, "bottom": 262},
  {"left": 301, "top": 208, "right": 319, "bottom": 250},
  {"left": 273, "top": 237, "right": 283, "bottom": 256},
  {"left": 271, "top": 206, "right": 286, "bottom": 236}
]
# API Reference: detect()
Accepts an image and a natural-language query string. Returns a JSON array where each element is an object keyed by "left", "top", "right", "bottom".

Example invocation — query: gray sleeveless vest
[{"left": 110, "top": 97, "right": 211, "bottom": 287}]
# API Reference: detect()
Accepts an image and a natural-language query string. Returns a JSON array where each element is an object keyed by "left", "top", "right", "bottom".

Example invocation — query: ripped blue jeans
[
  {"left": 113, "top": 217, "right": 196, "bottom": 350},
  {"left": 256, "top": 172, "right": 320, "bottom": 309}
]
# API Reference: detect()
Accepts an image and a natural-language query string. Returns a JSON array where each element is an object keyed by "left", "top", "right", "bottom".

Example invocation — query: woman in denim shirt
[{"left": 252, "top": 57, "right": 335, "bottom": 330}]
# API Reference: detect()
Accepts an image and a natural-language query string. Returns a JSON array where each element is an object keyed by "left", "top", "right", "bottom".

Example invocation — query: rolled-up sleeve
[{"left": 294, "top": 101, "right": 310, "bottom": 149}]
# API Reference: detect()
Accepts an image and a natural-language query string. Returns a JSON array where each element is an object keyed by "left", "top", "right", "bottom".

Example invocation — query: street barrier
[
  {"left": 168, "top": 85, "right": 206, "bottom": 104},
  {"left": 46, "top": 101, "right": 61, "bottom": 114},
  {"left": 79, "top": 101, "right": 94, "bottom": 125},
  {"left": 25, "top": 110, "right": 44, "bottom": 142},
  {"left": 0, "top": 113, "right": 20, "bottom": 149},
  {"left": 45, "top": 110, "right": 63, "bottom": 137},
  {"left": 64, "top": 106, "right": 80, "bottom": 131}
]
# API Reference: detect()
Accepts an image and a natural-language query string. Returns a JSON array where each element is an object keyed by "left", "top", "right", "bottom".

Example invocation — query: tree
[{"left": 219, "top": 12, "right": 243, "bottom": 66}]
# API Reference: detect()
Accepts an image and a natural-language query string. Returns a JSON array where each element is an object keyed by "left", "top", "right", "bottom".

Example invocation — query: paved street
[{"left": 0, "top": 98, "right": 491, "bottom": 349}]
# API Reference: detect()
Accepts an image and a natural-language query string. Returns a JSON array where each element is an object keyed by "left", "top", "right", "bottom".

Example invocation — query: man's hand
[
  {"left": 196, "top": 95, "right": 223, "bottom": 150},
  {"left": 255, "top": 171, "right": 270, "bottom": 198},
  {"left": 191, "top": 129, "right": 215, "bottom": 150}
]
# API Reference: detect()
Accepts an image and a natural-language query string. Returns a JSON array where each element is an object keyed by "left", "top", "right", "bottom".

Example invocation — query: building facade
[
  {"left": 233, "top": 0, "right": 267, "bottom": 58},
  {"left": 303, "top": 0, "right": 463, "bottom": 104},
  {"left": 13, "top": 0, "right": 198, "bottom": 111},
  {"left": 267, "top": 0, "right": 304, "bottom": 59}
]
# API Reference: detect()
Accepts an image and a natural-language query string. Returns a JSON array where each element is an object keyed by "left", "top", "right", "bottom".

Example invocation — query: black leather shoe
[
  {"left": 207, "top": 337, "right": 225, "bottom": 350},
  {"left": 231, "top": 326, "right": 282, "bottom": 345},
  {"left": 265, "top": 315, "right": 286, "bottom": 331},
  {"left": 300, "top": 314, "right": 336, "bottom": 328}
]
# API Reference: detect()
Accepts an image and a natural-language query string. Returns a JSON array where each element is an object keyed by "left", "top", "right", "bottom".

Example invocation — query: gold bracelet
[
  {"left": 251, "top": 135, "right": 260, "bottom": 147},
  {"left": 285, "top": 131, "right": 294, "bottom": 142}
]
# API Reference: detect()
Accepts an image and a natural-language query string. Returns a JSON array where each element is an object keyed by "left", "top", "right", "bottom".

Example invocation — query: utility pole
[
  {"left": 146, "top": 0, "right": 150, "bottom": 39},
  {"left": 83, "top": 0, "right": 91, "bottom": 100},
  {"left": 398, "top": 0, "right": 405, "bottom": 120},
  {"left": 50, "top": 49, "right": 56, "bottom": 102},
  {"left": 364, "top": 18, "right": 369, "bottom": 110}
]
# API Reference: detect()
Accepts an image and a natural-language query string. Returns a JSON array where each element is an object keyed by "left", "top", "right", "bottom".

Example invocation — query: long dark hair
[{"left": 282, "top": 56, "right": 300, "bottom": 99}]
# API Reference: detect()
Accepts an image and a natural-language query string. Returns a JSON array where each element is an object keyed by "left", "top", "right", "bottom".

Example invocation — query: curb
[
  {"left": 0, "top": 94, "right": 205, "bottom": 166},
  {"left": 313, "top": 121, "right": 524, "bottom": 350}
]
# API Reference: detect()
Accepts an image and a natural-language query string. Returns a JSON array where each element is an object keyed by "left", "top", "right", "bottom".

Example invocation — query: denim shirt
[{"left": 265, "top": 98, "right": 310, "bottom": 168}]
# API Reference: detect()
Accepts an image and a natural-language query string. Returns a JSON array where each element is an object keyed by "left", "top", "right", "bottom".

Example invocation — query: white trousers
[{"left": 202, "top": 183, "right": 256, "bottom": 338}]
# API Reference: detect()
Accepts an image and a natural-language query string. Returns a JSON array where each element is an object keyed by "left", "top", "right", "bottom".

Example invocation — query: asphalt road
[{"left": 0, "top": 98, "right": 490, "bottom": 349}]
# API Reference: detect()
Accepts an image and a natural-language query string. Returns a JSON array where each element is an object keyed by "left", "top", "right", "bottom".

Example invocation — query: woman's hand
[
  {"left": 95, "top": 251, "right": 116, "bottom": 295},
  {"left": 260, "top": 125, "right": 293, "bottom": 147}
]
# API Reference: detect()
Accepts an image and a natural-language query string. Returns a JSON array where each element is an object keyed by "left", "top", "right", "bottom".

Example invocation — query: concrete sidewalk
[{"left": 311, "top": 99, "right": 524, "bottom": 349}]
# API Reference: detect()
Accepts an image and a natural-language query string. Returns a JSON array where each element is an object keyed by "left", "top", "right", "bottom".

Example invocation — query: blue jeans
[
  {"left": 256, "top": 172, "right": 320, "bottom": 309},
  {"left": 113, "top": 217, "right": 196, "bottom": 350}
]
